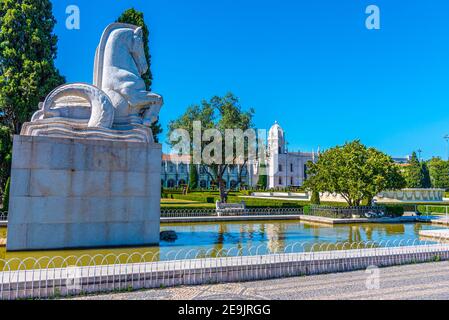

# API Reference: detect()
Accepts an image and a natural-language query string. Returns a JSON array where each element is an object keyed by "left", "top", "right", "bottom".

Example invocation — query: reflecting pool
[{"left": 0, "top": 221, "right": 445, "bottom": 267}]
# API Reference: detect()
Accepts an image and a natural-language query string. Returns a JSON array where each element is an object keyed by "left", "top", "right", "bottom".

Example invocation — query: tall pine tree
[
  {"left": 257, "top": 165, "right": 268, "bottom": 190},
  {"left": 421, "top": 162, "right": 431, "bottom": 188},
  {"left": 405, "top": 151, "right": 430, "bottom": 188},
  {"left": 188, "top": 163, "right": 198, "bottom": 190},
  {"left": 117, "top": 8, "right": 162, "bottom": 142},
  {"left": 0, "top": 0, "right": 65, "bottom": 134}
]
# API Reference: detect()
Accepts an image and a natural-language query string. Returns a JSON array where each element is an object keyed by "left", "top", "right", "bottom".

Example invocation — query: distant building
[
  {"left": 161, "top": 154, "right": 256, "bottom": 189},
  {"left": 392, "top": 156, "right": 411, "bottom": 164}
]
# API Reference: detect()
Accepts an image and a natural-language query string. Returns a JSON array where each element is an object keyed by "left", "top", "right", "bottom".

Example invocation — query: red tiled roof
[{"left": 162, "top": 154, "right": 191, "bottom": 163}]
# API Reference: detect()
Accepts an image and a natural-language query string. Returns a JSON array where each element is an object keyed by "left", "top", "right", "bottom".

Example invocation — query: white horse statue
[{"left": 26, "top": 23, "right": 163, "bottom": 143}]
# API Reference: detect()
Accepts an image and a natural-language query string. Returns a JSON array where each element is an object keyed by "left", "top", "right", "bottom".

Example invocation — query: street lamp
[{"left": 444, "top": 135, "right": 449, "bottom": 161}]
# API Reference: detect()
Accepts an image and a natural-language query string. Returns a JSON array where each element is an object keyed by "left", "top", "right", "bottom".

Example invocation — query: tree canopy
[
  {"left": 188, "top": 163, "right": 198, "bottom": 189},
  {"left": 0, "top": 125, "right": 12, "bottom": 200},
  {"left": 427, "top": 157, "right": 449, "bottom": 189},
  {"left": 167, "top": 93, "right": 255, "bottom": 201},
  {"left": 304, "top": 140, "right": 406, "bottom": 206},
  {"left": 117, "top": 8, "right": 162, "bottom": 142},
  {"left": 0, "top": 0, "right": 64, "bottom": 134},
  {"left": 404, "top": 152, "right": 431, "bottom": 188}
]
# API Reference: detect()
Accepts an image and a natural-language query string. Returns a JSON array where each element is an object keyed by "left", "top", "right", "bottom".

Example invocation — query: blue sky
[{"left": 50, "top": 0, "right": 449, "bottom": 159}]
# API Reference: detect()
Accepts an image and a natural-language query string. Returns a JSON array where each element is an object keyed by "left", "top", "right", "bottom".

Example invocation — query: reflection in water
[
  {"left": 0, "top": 221, "right": 445, "bottom": 269},
  {"left": 0, "top": 227, "right": 6, "bottom": 260}
]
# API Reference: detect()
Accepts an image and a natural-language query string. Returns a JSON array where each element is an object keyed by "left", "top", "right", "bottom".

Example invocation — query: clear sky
[{"left": 50, "top": 0, "right": 449, "bottom": 159}]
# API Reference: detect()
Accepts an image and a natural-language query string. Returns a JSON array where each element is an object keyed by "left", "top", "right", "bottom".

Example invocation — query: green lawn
[{"left": 161, "top": 191, "right": 308, "bottom": 209}]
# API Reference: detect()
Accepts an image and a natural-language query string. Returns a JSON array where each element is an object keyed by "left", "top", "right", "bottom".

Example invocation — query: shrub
[
  {"left": 303, "top": 205, "right": 311, "bottom": 214},
  {"left": 384, "top": 205, "right": 405, "bottom": 217},
  {"left": 310, "top": 190, "right": 321, "bottom": 205},
  {"left": 2, "top": 177, "right": 10, "bottom": 213}
]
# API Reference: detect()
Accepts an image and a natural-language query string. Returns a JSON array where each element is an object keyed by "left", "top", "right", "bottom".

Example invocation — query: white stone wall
[{"left": 377, "top": 189, "right": 445, "bottom": 202}]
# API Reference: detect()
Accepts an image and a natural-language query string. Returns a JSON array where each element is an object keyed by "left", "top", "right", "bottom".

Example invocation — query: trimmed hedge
[
  {"left": 417, "top": 205, "right": 448, "bottom": 215},
  {"left": 384, "top": 205, "right": 405, "bottom": 217},
  {"left": 163, "top": 192, "right": 307, "bottom": 208}
]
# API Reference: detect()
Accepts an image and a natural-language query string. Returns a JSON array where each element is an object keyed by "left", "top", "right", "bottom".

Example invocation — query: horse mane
[{"left": 93, "top": 23, "right": 139, "bottom": 89}]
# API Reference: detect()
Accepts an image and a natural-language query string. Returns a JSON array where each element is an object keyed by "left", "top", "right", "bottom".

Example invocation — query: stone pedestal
[{"left": 7, "top": 135, "right": 161, "bottom": 251}]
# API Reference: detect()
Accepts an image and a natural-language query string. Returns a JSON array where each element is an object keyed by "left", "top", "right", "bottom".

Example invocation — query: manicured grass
[
  {"left": 162, "top": 192, "right": 308, "bottom": 208},
  {"left": 161, "top": 199, "right": 199, "bottom": 204},
  {"left": 162, "top": 191, "right": 449, "bottom": 212}
]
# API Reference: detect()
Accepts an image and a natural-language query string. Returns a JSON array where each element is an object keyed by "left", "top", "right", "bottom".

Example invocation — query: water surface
[{"left": 0, "top": 221, "right": 444, "bottom": 267}]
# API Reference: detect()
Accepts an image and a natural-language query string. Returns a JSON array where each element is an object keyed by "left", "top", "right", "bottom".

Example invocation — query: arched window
[
  {"left": 304, "top": 164, "right": 308, "bottom": 180},
  {"left": 290, "top": 163, "right": 293, "bottom": 172},
  {"left": 178, "top": 179, "right": 186, "bottom": 186},
  {"left": 290, "top": 177, "right": 294, "bottom": 185},
  {"left": 200, "top": 180, "right": 207, "bottom": 188},
  {"left": 278, "top": 177, "right": 282, "bottom": 185},
  {"left": 230, "top": 180, "right": 238, "bottom": 189},
  {"left": 167, "top": 179, "right": 176, "bottom": 188}
]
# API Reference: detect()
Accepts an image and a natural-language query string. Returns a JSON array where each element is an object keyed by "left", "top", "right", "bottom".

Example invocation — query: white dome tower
[
  {"left": 267, "top": 121, "right": 286, "bottom": 188},
  {"left": 268, "top": 121, "right": 285, "bottom": 155}
]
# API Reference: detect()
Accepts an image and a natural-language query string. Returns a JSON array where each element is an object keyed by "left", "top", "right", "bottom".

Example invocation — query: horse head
[{"left": 130, "top": 27, "right": 148, "bottom": 76}]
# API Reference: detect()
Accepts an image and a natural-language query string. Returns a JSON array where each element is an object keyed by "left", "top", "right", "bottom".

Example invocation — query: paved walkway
[{"left": 74, "top": 261, "right": 449, "bottom": 300}]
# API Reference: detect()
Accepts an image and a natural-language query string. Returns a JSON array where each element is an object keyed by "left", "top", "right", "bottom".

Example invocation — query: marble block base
[{"left": 7, "top": 135, "right": 161, "bottom": 251}]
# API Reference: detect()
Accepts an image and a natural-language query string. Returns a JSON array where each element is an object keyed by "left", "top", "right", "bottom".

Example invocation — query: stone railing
[
  {"left": 160, "top": 207, "right": 303, "bottom": 218},
  {"left": 251, "top": 192, "right": 309, "bottom": 199},
  {"left": 1, "top": 239, "right": 449, "bottom": 300},
  {"left": 216, "top": 201, "right": 246, "bottom": 216},
  {"left": 0, "top": 213, "right": 7, "bottom": 221}
]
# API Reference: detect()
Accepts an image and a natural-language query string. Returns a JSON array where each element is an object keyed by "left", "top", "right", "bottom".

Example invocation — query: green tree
[
  {"left": 421, "top": 162, "right": 431, "bottom": 188},
  {"left": 304, "top": 140, "right": 406, "bottom": 206},
  {"left": 404, "top": 152, "right": 431, "bottom": 188},
  {"left": 428, "top": 157, "right": 449, "bottom": 189},
  {"left": 0, "top": 125, "right": 12, "bottom": 202},
  {"left": 188, "top": 162, "right": 198, "bottom": 189},
  {"left": 0, "top": 0, "right": 64, "bottom": 134},
  {"left": 404, "top": 152, "right": 423, "bottom": 188},
  {"left": 256, "top": 153, "right": 268, "bottom": 189},
  {"left": 310, "top": 190, "right": 321, "bottom": 205},
  {"left": 2, "top": 176, "right": 9, "bottom": 213},
  {"left": 117, "top": 8, "right": 162, "bottom": 142},
  {"left": 257, "top": 169, "right": 268, "bottom": 190},
  {"left": 168, "top": 93, "right": 255, "bottom": 202}
]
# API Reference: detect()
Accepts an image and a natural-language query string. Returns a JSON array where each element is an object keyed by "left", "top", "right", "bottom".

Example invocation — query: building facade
[
  {"left": 161, "top": 154, "right": 256, "bottom": 189},
  {"left": 161, "top": 122, "right": 410, "bottom": 190},
  {"left": 161, "top": 122, "right": 317, "bottom": 189}
]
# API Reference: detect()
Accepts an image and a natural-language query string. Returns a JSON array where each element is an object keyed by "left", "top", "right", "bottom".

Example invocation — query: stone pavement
[{"left": 74, "top": 261, "right": 449, "bottom": 300}]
